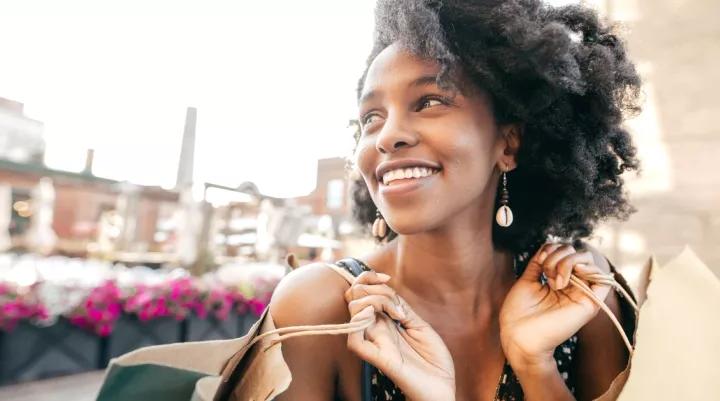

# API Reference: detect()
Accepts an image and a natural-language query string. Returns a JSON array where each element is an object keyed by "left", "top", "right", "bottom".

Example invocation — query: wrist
[
  {"left": 513, "top": 361, "right": 558, "bottom": 381},
  {"left": 507, "top": 353, "right": 557, "bottom": 377},
  {"left": 500, "top": 328, "right": 556, "bottom": 375},
  {"left": 509, "top": 357, "right": 574, "bottom": 401},
  {"left": 405, "top": 381, "right": 455, "bottom": 401}
]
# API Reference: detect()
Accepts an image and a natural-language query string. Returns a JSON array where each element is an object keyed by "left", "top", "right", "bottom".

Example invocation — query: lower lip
[{"left": 379, "top": 173, "right": 439, "bottom": 197}]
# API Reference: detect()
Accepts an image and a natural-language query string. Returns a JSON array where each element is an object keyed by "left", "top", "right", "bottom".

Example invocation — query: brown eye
[
  {"left": 360, "top": 112, "right": 383, "bottom": 131},
  {"left": 363, "top": 114, "right": 379, "bottom": 125},
  {"left": 416, "top": 96, "right": 448, "bottom": 111}
]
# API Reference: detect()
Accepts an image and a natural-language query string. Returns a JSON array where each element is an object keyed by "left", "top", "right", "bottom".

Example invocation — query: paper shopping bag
[
  {"left": 616, "top": 247, "right": 720, "bottom": 400},
  {"left": 95, "top": 307, "right": 292, "bottom": 401}
]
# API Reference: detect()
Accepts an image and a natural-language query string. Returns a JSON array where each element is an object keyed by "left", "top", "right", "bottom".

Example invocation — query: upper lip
[{"left": 375, "top": 158, "right": 442, "bottom": 182}]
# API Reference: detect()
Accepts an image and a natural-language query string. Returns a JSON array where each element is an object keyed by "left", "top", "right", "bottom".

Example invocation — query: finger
[
  {"left": 555, "top": 251, "right": 595, "bottom": 290},
  {"left": 347, "top": 305, "right": 379, "bottom": 360},
  {"left": 521, "top": 242, "right": 564, "bottom": 283},
  {"left": 572, "top": 262, "right": 613, "bottom": 301},
  {"left": 365, "top": 314, "right": 397, "bottom": 345},
  {"left": 348, "top": 295, "right": 406, "bottom": 321},
  {"left": 355, "top": 270, "right": 392, "bottom": 285},
  {"left": 542, "top": 244, "right": 576, "bottom": 290},
  {"left": 345, "top": 283, "right": 396, "bottom": 303}
]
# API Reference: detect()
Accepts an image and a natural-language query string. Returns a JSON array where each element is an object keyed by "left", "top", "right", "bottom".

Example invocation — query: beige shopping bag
[
  {"left": 95, "top": 308, "right": 291, "bottom": 401},
  {"left": 615, "top": 247, "right": 720, "bottom": 400}
]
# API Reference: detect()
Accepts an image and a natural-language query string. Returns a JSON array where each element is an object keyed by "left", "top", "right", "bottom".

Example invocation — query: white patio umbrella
[
  {"left": 25, "top": 177, "right": 57, "bottom": 255},
  {"left": 0, "top": 185, "right": 11, "bottom": 252},
  {"left": 175, "top": 186, "right": 203, "bottom": 267}
]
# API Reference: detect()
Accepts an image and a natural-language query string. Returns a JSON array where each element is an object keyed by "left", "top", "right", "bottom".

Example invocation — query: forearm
[{"left": 513, "top": 360, "right": 574, "bottom": 401}]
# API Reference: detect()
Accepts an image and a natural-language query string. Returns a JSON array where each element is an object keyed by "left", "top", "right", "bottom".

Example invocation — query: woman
[{"left": 269, "top": 0, "right": 641, "bottom": 400}]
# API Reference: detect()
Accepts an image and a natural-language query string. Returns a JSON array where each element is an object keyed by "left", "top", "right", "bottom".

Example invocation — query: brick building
[{"left": 0, "top": 158, "right": 178, "bottom": 255}]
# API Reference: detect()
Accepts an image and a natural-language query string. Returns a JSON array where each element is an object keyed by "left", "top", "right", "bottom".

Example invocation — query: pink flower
[
  {"left": 67, "top": 280, "right": 122, "bottom": 336},
  {"left": 0, "top": 282, "right": 49, "bottom": 332},
  {"left": 98, "top": 323, "right": 112, "bottom": 337},
  {"left": 247, "top": 299, "right": 267, "bottom": 317}
]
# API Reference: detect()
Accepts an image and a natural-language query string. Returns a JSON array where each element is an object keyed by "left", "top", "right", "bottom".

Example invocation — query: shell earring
[
  {"left": 495, "top": 167, "right": 514, "bottom": 227},
  {"left": 372, "top": 208, "right": 387, "bottom": 239}
]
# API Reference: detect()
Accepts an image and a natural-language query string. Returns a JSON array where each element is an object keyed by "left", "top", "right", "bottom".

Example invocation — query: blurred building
[
  {"left": 0, "top": 98, "right": 44, "bottom": 164},
  {"left": 290, "top": 157, "right": 368, "bottom": 261},
  {"left": 0, "top": 157, "right": 178, "bottom": 255},
  {"left": 296, "top": 157, "right": 352, "bottom": 217}
]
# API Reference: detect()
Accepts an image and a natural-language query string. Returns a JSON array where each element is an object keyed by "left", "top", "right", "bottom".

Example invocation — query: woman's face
[{"left": 354, "top": 43, "right": 516, "bottom": 235}]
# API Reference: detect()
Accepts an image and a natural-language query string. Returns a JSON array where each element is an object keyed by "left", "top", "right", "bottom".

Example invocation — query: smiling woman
[
  {"left": 269, "top": 1, "right": 642, "bottom": 401},
  {"left": 350, "top": 1, "right": 641, "bottom": 254}
]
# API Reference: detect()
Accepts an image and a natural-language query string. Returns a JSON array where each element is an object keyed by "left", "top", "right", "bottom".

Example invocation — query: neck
[{"left": 384, "top": 219, "right": 516, "bottom": 322}]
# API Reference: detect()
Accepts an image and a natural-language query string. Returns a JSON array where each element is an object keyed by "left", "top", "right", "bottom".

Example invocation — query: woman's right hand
[{"left": 345, "top": 271, "right": 456, "bottom": 401}]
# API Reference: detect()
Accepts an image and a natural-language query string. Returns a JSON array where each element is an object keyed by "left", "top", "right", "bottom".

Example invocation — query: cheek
[
  {"left": 353, "top": 138, "right": 378, "bottom": 185},
  {"left": 434, "top": 122, "right": 495, "bottom": 175}
]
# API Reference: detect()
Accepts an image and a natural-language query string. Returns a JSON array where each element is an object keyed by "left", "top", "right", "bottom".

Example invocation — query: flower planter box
[
  {"left": 0, "top": 319, "right": 101, "bottom": 385},
  {"left": 102, "top": 315, "right": 183, "bottom": 366},
  {"left": 183, "top": 314, "right": 241, "bottom": 342},
  {"left": 238, "top": 313, "right": 260, "bottom": 337}
]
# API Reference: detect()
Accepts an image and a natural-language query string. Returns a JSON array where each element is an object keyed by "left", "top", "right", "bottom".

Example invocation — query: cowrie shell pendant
[{"left": 496, "top": 205, "right": 514, "bottom": 227}]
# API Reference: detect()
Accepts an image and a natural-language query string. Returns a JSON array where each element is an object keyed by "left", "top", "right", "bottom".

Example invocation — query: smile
[{"left": 381, "top": 167, "right": 441, "bottom": 186}]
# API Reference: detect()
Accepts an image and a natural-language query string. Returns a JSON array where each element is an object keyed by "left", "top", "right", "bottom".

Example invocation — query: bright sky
[
  {"left": 0, "top": 1, "right": 589, "bottom": 199},
  {"left": 0, "top": 0, "right": 374, "bottom": 198}
]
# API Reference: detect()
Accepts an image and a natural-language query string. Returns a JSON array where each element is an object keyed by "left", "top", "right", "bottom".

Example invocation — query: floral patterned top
[{"left": 335, "top": 250, "right": 578, "bottom": 401}]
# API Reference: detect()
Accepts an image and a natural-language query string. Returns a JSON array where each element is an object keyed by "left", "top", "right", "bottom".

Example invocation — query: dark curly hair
[{"left": 350, "top": 0, "right": 642, "bottom": 256}]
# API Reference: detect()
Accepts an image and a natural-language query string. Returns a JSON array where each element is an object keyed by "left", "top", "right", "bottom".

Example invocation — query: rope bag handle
[{"left": 242, "top": 257, "right": 638, "bottom": 357}]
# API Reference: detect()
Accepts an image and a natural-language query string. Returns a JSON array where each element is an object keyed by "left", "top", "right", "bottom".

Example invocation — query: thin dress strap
[
  {"left": 334, "top": 257, "right": 373, "bottom": 401},
  {"left": 335, "top": 257, "right": 372, "bottom": 278}
]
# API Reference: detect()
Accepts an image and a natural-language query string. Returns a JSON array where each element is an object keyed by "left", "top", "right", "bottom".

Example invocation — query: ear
[{"left": 497, "top": 123, "right": 523, "bottom": 171}]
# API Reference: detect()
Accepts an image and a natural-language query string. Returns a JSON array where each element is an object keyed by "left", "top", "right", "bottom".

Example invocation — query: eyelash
[
  {"left": 415, "top": 94, "right": 451, "bottom": 111},
  {"left": 360, "top": 95, "right": 452, "bottom": 127}
]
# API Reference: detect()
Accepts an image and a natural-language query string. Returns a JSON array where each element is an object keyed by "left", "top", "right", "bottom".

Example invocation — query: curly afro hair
[{"left": 350, "top": 0, "right": 642, "bottom": 255}]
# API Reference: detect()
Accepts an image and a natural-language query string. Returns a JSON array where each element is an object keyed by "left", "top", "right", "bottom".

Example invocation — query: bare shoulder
[
  {"left": 268, "top": 262, "right": 359, "bottom": 401},
  {"left": 269, "top": 262, "right": 352, "bottom": 327}
]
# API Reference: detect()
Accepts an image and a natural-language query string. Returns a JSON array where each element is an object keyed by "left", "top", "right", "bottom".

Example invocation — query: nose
[{"left": 375, "top": 114, "right": 419, "bottom": 154}]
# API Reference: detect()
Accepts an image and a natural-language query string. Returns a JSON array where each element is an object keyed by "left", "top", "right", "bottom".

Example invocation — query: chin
[{"left": 384, "top": 213, "right": 440, "bottom": 237}]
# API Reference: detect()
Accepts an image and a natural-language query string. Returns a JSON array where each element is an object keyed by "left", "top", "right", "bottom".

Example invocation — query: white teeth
[{"left": 382, "top": 166, "right": 439, "bottom": 185}]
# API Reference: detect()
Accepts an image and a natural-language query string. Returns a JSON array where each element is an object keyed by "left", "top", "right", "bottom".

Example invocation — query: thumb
[{"left": 573, "top": 262, "right": 613, "bottom": 302}]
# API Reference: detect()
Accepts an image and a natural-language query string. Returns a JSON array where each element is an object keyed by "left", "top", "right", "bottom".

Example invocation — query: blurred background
[{"left": 0, "top": 0, "right": 717, "bottom": 399}]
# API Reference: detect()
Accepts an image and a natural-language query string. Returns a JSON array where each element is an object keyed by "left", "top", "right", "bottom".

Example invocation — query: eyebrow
[{"left": 359, "top": 74, "right": 440, "bottom": 105}]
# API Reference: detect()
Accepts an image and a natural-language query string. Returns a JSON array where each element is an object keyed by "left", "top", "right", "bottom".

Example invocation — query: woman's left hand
[{"left": 499, "top": 242, "right": 612, "bottom": 373}]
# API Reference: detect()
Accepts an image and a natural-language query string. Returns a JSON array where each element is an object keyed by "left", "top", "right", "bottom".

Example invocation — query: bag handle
[
  {"left": 327, "top": 256, "right": 640, "bottom": 354},
  {"left": 232, "top": 262, "right": 374, "bottom": 356},
  {"left": 244, "top": 256, "right": 639, "bottom": 357}
]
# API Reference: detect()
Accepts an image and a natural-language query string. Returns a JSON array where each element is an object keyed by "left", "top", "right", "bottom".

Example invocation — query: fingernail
[
  {"left": 376, "top": 273, "right": 391, "bottom": 281},
  {"left": 395, "top": 304, "right": 406, "bottom": 319},
  {"left": 538, "top": 251, "right": 547, "bottom": 264}
]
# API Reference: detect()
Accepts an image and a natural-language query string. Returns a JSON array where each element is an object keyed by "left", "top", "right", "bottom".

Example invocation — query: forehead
[{"left": 361, "top": 43, "right": 442, "bottom": 98}]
